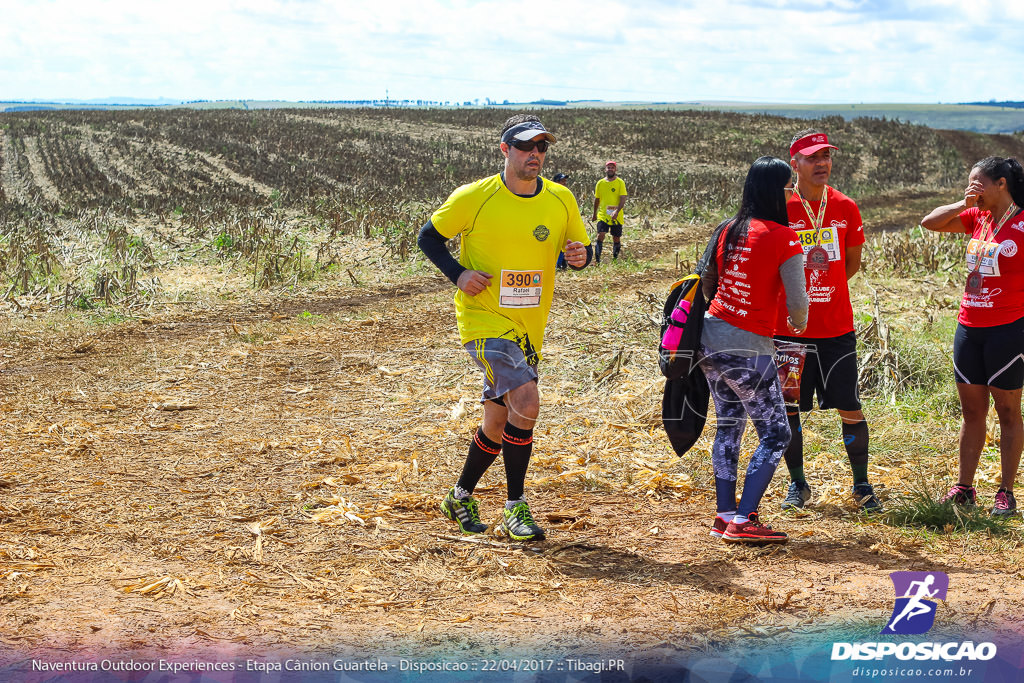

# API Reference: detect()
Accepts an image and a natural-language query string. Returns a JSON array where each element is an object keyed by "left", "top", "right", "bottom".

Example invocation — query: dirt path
[{"left": 1, "top": 228, "right": 1022, "bottom": 675}]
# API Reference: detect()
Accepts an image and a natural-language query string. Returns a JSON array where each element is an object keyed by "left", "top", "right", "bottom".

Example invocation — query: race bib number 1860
[{"left": 499, "top": 270, "right": 543, "bottom": 308}]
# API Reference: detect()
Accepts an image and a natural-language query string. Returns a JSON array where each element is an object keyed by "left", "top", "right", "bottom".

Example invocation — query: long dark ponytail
[
  {"left": 974, "top": 156, "right": 1024, "bottom": 208},
  {"left": 710, "top": 156, "right": 791, "bottom": 265}
]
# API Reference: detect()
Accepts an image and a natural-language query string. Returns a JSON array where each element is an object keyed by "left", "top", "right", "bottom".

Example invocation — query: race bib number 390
[{"left": 499, "top": 270, "right": 543, "bottom": 308}]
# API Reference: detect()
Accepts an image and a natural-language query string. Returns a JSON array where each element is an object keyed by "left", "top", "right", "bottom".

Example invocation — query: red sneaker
[
  {"left": 710, "top": 516, "right": 729, "bottom": 538},
  {"left": 710, "top": 512, "right": 758, "bottom": 538},
  {"left": 723, "top": 516, "right": 787, "bottom": 544}
]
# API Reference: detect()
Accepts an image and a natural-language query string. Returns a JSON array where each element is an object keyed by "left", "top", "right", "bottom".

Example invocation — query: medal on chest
[
  {"left": 965, "top": 202, "right": 1019, "bottom": 294},
  {"left": 795, "top": 186, "right": 832, "bottom": 272},
  {"left": 965, "top": 270, "right": 984, "bottom": 295},
  {"left": 806, "top": 245, "right": 830, "bottom": 271}
]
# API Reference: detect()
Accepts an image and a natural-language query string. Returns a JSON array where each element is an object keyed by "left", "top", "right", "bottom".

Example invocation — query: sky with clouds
[{"left": 3, "top": 0, "right": 1020, "bottom": 104}]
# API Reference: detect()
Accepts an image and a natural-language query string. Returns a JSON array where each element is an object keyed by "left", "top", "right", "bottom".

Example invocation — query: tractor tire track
[
  {"left": 0, "top": 130, "right": 31, "bottom": 204},
  {"left": 149, "top": 139, "right": 276, "bottom": 198},
  {"left": 21, "top": 136, "right": 63, "bottom": 205},
  {"left": 75, "top": 126, "right": 138, "bottom": 193}
]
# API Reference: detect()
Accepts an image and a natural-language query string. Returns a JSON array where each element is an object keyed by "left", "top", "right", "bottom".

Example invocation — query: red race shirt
[
  {"left": 775, "top": 186, "right": 864, "bottom": 338},
  {"left": 957, "top": 207, "right": 1024, "bottom": 327},
  {"left": 708, "top": 218, "right": 803, "bottom": 337}
]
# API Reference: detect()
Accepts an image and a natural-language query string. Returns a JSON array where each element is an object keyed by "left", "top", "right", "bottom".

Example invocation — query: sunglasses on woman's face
[{"left": 509, "top": 139, "right": 550, "bottom": 153}]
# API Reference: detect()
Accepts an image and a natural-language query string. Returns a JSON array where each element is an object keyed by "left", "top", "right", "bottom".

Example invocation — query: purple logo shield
[{"left": 882, "top": 571, "right": 948, "bottom": 635}]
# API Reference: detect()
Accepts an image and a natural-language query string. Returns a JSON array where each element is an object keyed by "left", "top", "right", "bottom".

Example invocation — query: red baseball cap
[
  {"left": 605, "top": 160, "right": 617, "bottom": 167},
  {"left": 790, "top": 133, "right": 838, "bottom": 158}
]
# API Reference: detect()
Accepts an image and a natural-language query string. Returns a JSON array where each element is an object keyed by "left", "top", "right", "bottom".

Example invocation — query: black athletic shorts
[
  {"left": 953, "top": 316, "right": 1024, "bottom": 390},
  {"left": 774, "top": 331, "right": 862, "bottom": 412},
  {"left": 597, "top": 220, "right": 623, "bottom": 238}
]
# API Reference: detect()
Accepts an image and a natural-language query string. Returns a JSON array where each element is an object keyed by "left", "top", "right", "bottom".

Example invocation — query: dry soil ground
[{"left": 1, "top": 225, "right": 1022, "bottom": 680}]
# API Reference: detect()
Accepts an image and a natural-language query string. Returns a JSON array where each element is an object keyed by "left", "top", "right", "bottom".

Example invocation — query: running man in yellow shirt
[
  {"left": 591, "top": 160, "right": 628, "bottom": 263},
  {"left": 417, "top": 114, "right": 592, "bottom": 541}
]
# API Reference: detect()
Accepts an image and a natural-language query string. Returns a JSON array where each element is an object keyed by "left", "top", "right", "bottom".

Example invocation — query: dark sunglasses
[{"left": 509, "top": 139, "right": 550, "bottom": 153}]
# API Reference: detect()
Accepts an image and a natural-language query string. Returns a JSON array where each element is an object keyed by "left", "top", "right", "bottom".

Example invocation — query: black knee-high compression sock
[
  {"left": 595, "top": 240, "right": 603, "bottom": 263},
  {"left": 456, "top": 428, "right": 502, "bottom": 494},
  {"left": 783, "top": 412, "right": 805, "bottom": 483},
  {"left": 843, "top": 420, "right": 870, "bottom": 483},
  {"left": 613, "top": 242, "right": 621, "bottom": 259},
  {"left": 501, "top": 422, "right": 534, "bottom": 501}
]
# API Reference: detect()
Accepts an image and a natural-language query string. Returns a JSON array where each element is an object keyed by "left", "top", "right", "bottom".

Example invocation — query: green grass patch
[
  {"left": 297, "top": 310, "right": 323, "bottom": 323},
  {"left": 884, "top": 487, "right": 1019, "bottom": 536},
  {"left": 69, "top": 308, "right": 131, "bottom": 325}
]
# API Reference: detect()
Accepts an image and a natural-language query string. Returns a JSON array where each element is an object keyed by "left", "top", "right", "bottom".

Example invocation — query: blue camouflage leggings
[{"left": 699, "top": 346, "right": 791, "bottom": 517}]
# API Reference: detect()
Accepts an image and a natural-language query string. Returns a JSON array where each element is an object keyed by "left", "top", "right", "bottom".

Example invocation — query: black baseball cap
[
  {"left": 552, "top": 173, "right": 569, "bottom": 182},
  {"left": 501, "top": 120, "right": 557, "bottom": 144}
]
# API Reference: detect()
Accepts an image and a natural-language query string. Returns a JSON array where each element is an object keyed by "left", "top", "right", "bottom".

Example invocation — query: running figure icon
[
  {"left": 885, "top": 575, "right": 938, "bottom": 632},
  {"left": 883, "top": 571, "right": 948, "bottom": 635}
]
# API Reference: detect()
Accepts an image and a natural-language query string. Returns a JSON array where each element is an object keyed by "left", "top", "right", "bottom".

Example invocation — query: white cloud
[{"left": 0, "top": 0, "right": 1018, "bottom": 103}]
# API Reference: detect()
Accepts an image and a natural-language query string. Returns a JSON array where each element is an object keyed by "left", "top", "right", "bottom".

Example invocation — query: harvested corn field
[{"left": 1, "top": 108, "right": 1023, "bottom": 680}]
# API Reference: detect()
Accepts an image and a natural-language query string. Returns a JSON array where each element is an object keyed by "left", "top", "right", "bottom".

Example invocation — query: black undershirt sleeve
[
  {"left": 571, "top": 245, "right": 594, "bottom": 271},
  {"left": 417, "top": 221, "right": 466, "bottom": 286},
  {"left": 418, "top": 220, "right": 593, "bottom": 281}
]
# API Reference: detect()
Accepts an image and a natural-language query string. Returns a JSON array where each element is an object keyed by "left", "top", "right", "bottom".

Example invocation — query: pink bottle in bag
[{"left": 661, "top": 299, "right": 692, "bottom": 353}]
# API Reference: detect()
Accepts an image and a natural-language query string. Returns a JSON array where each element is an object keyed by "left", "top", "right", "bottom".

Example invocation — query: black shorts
[
  {"left": 774, "top": 331, "right": 862, "bottom": 412},
  {"left": 953, "top": 316, "right": 1024, "bottom": 390},
  {"left": 597, "top": 221, "right": 623, "bottom": 238}
]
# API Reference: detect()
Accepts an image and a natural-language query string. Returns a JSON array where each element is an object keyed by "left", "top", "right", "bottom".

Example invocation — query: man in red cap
[
  {"left": 773, "top": 129, "right": 882, "bottom": 513},
  {"left": 591, "top": 160, "right": 628, "bottom": 263}
]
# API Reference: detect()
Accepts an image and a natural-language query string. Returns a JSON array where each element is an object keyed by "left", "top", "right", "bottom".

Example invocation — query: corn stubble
[{"left": 1, "top": 107, "right": 1023, "bottom": 656}]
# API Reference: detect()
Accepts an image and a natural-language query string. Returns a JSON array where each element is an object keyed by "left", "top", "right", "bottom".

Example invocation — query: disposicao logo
[
  {"left": 884, "top": 571, "right": 947, "bottom": 635},
  {"left": 831, "top": 571, "right": 997, "bottom": 662}
]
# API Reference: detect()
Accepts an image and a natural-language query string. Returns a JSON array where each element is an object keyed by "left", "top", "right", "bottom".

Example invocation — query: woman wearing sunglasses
[{"left": 922, "top": 156, "right": 1024, "bottom": 516}]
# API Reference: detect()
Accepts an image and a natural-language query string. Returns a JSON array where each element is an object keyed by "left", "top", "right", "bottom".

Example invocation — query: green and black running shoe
[
  {"left": 852, "top": 482, "right": 883, "bottom": 514},
  {"left": 501, "top": 500, "right": 545, "bottom": 541},
  {"left": 781, "top": 481, "right": 812, "bottom": 510},
  {"left": 441, "top": 488, "right": 488, "bottom": 534}
]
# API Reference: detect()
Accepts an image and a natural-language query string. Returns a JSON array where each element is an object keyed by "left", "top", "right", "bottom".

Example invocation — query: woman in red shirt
[
  {"left": 700, "top": 156, "right": 808, "bottom": 543},
  {"left": 922, "top": 156, "right": 1024, "bottom": 516}
]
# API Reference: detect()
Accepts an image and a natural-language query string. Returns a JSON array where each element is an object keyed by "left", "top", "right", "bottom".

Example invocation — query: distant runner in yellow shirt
[
  {"left": 417, "top": 114, "right": 592, "bottom": 541},
  {"left": 591, "top": 160, "right": 628, "bottom": 263}
]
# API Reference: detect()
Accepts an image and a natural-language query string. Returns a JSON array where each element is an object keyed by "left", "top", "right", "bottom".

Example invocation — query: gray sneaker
[
  {"left": 441, "top": 488, "right": 488, "bottom": 534},
  {"left": 500, "top": 500, "right": 546, "bottom": 541},
  {"left": 781, "top": 481, "right": 812, "bottom": 510}
]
